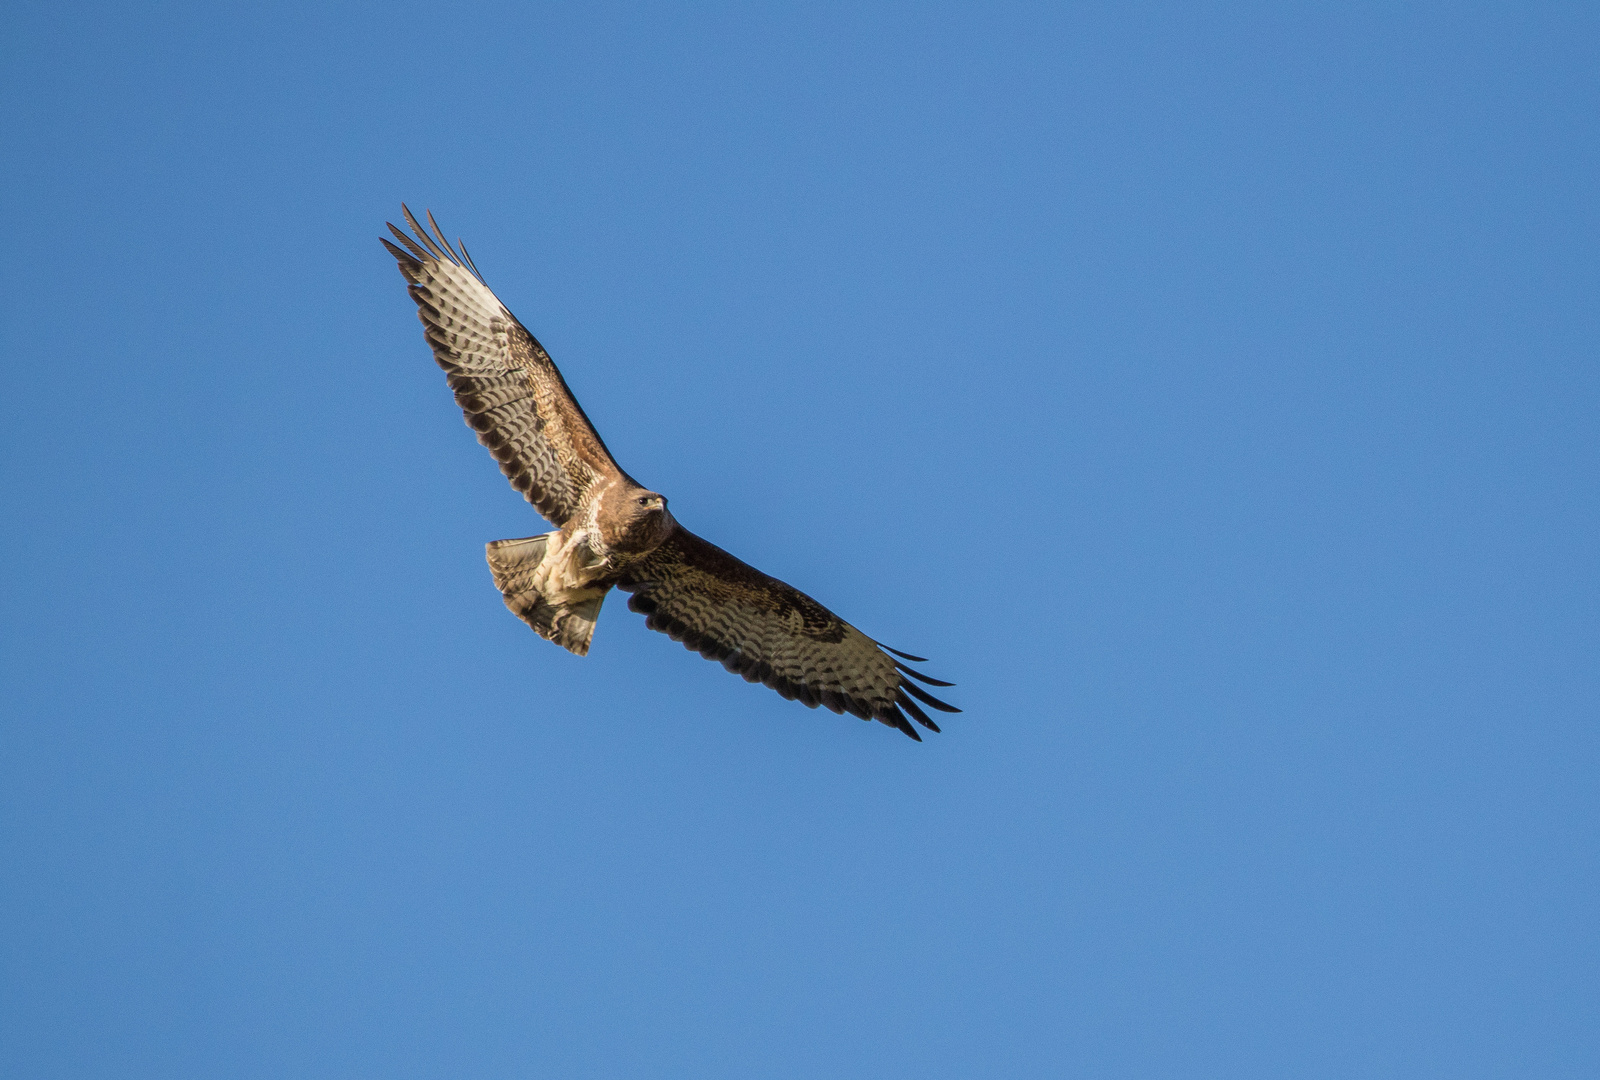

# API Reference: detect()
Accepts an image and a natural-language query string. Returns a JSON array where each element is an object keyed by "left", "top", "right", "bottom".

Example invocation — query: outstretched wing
[
  {"left": 382, "top": 207, "right": 623, "bottom": 527},
  {"left": 616, "top": 529, "right": 959, "bottom": 740}
]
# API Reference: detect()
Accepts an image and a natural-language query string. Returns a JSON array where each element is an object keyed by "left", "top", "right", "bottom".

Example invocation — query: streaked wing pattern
[
  {"left": 382, "top": 208, "right": 621, "bottom": 527},
  {"left": 617, "top": 529, "right": 959, "bottom": 740}
]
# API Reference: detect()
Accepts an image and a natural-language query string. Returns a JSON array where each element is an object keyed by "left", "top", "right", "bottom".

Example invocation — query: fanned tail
[{"left": 486, "top": 534, "right": 608, "bottom": 656}]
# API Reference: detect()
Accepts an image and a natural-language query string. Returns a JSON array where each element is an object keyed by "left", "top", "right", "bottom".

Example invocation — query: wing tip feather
[
  {"left": 875, "top": 641, "right": 930, "bottom": 663},
  {"left": 894, "top": 660, "right": 956, "bottom": 687},
  {"left": 389, "top": 206, "right": 485, "bottom": 284},
  {"left": 882, "top": 707, "right": 923, "bottom": 741},
  {"left": 902, "top": 678, "right": 961, "bottom": 714},
  {"left": 896, "top": 690, "right": 943, "bottom": 733}
]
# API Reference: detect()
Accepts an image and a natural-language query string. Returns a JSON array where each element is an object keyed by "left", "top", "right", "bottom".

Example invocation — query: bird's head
[{"left": 604, "top": 485, "right": 675, "bottom": 554}]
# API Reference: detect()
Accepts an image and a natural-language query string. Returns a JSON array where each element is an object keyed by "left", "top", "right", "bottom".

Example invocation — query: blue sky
[{"left": 3, "top": 2, "right": 1596, "bottom": 1077}]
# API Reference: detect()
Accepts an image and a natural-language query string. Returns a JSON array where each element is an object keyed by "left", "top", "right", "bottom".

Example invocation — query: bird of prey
[{"left": 382, "top": 208, "right": 958, "bottom": 739}]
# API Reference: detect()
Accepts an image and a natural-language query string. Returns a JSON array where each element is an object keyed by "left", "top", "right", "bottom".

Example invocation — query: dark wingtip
[
  {"left": 892, "top": 711, "right": 923, "bottom": 741},
  {"left": 902, "top": 680, "right": 961, "bottom": 714},
  {"left": 459, "top": 239, "right": 486, "bottom": 282},
  {"left": 387, "top": 222, "right": 433, "bottom": 262},
  {"left": 877, "top": 643, "right": 930, "bottom": 663},
  {"left": 401, "top": 205, "right": 448, "bottom": 261},
  {"left": 894, "top": 661, "right": 955, "bottom": 688},
  {"left": 380, "top": 236, "right": 417, "bottom": 264},
  {"left": 425, "top": 209, "right": 464, "bottom": 265},
  {"left": 896, "top": 690, "right": 943, "bottom": 733}
]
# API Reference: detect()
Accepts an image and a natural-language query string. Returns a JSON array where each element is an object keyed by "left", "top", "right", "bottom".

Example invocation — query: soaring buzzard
[{"left": 383, "top": 208, "right": 958, "bottom": 739}]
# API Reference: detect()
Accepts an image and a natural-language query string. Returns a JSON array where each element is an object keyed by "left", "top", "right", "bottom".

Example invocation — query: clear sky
[{"left": 3, "top": 2, "right": 1596, "bottom": 1077}]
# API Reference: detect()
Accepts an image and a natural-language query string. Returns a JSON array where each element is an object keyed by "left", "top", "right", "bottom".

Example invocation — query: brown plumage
[{"left": 383, "top": 207, "right": 958, "bottom": 739}]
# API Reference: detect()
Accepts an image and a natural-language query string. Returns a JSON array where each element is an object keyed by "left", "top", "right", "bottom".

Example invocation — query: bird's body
[{"left": 383, "top": 208, "right": 957, "bottom": 739}]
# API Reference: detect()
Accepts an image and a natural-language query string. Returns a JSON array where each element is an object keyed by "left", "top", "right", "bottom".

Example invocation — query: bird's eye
[{"left": 638, "top": 496, "right": 651, "bottom": 506}]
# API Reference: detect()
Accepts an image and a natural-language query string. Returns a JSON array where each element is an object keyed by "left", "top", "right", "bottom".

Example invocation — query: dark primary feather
[
  {"left": 894, "top": 661, "right": 956, "bottom": 687},
  {"left": 901, "top": 679, "right": 961, "bottom": 713}
]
